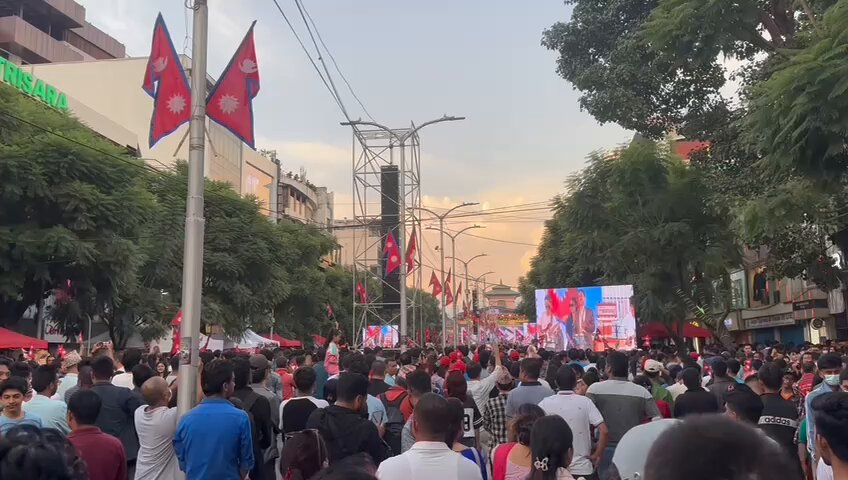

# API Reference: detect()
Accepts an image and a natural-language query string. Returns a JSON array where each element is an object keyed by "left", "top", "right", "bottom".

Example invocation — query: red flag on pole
[
  {"left": 355, "top": 282, "right": 368, "bottom": 304},
  {"left": 206, "top": 22, "right": 260, "bottom": 148},
  {"left": 384, "top": 231, "right": 401, "bottom": 274},
  {"left": 456, "top": 282, "right": 462, "bottom": 304},
  {"left": 406, "top": 226, "right": 417, "bottom": 274},
  {"left": 143, "top": 13, "right": 191, "bottom": 147},
  {"left": 428, "top": 271, "right": 442, "bottom": 298}
]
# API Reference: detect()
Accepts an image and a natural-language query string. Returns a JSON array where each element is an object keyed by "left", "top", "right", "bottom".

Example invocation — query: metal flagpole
[
  {"left": 177, "top": 0, "right": 208, "bottom": 418},
  {"left": 451, "top": 237, "right": 458, "bottom": 346}
]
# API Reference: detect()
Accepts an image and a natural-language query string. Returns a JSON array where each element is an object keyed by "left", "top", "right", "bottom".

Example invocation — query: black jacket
[
  {"left": 306, "top": 404, "right": 386, "bottom": 465},
  {"left": 91, "top": 383, "right": 142, "bottom": 461},
  {"left": 673, "top": 388, "right": 720, "bottom": 418}
]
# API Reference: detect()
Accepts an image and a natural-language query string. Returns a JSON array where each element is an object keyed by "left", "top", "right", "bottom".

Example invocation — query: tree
[
  {"left": 0, "top": 83, "right": 156, "bottom": 344},
  {"left": 544, "top": 0, "right": 848, "bottom": 295},
  {"left": 524, "top": 141, "right": 740, "bottom": 350},
  {"left": 740, "top": 2, "right": 848, "bottom": 281},
  {"left": 542, "top": 0, "right": 726, "bottom": 137}
]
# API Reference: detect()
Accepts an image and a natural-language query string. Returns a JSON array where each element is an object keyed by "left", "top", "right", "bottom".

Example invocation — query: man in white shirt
[
  {"left": 134, "top": 377, "right": 180, "bottom": 480},
  {"left": 112, "top": 349, "right": 142, "bottom": 390},
  {"left": 539, "top": 365, "right": 607, "bottom": 479},
  {"left": 466, "top": 343, "right": 504, "bottom": 412},
  {"left": 666, "top": 368, "right": 688, "bottom": 400},
  {"left": 377, "top": 393, "right": 482, "bottom": 480}
]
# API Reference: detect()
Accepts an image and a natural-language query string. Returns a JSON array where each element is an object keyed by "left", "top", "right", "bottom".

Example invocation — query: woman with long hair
[
  {"left": 155, "top": 360, "right": 169, "bottom": 379},
  {"left": 444, "top": 370, "right": 482, "bottom": 448},
  {"left": 445, "top": 397, "right": 488, "bottom": 479},
  {"left": 491, "top": 404, "right": 545, "bottom": 480},
  {"left": 527, "top": 415, "right": 575, "bottom": 480},
  {"left": 279, "top": 429, "right": 328, "bottom": 480}
]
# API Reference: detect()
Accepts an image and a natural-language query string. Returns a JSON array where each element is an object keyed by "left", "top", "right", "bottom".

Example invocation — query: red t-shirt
[
  {"left": 278, "top": 369, "right": 295, "bottom": 400},
  {"left": 69, "top": 426, "right": 127, "bottom": 480}
]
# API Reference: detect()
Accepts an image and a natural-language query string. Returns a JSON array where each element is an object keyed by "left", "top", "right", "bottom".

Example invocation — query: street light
[
  {"left": 445, "top": 254, "right": 488, "bottom": 346},
  {"left": 446, "top": 253, "right": 487, "bottom": 298},
  {"left": 342, "top": 116, "right": 465, "bottom": 351},
  {"left": 426, "top": 224, "right": 485, "bottom": 345},
  {"left": 410, "top": 203, "right": 478, "bottom": 347}
]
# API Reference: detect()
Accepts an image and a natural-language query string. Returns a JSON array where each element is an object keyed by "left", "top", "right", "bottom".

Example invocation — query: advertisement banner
[{"left": 535, "top": 285, "right": 636, "bottom": 351}]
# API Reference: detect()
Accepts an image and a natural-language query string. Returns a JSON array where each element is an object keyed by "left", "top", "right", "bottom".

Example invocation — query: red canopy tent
[
  {"left": 262, "top": 333, "right": 302, "bottom": 348},
  {"left": 312, "top": 334, "right": 327, "bottom": 347},
  {"left": 640, "top": 321, "right": 713, "bottom": 339},
  {"left": 0, "top": 328, "right": 48, "bottom": 350}
]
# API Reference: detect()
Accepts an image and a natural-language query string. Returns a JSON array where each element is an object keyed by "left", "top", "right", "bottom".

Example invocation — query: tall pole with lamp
[
  {"left": 412, "top": 204, "right": 478, "bottom": 347},
  {"left": 447, "top": 254, "right": 488, "bottom": 345},
  {"left": 177, "top": 0, "right": 208, "bottom": 417},
  {"left": 426, "top": 225, "right": 485, "bottom": 346}
]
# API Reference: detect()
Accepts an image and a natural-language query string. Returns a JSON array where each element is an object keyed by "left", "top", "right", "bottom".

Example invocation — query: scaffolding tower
[{"left": 350, "top": 127, "right": 422, "bottom": 348}]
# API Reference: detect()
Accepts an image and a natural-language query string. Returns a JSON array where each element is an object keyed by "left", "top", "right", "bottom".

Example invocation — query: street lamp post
[
  {"left": 446, "top": 254, "right": 487, "bottom": 346},
  {"left": 342, "top": 116, "right": 464, "bottom": 351},
  {"left": 411, "top": 204, "right": 478, "bottom": 348},
  {"left": 426, "top": 225, "right": 485, "bottom": 346}
]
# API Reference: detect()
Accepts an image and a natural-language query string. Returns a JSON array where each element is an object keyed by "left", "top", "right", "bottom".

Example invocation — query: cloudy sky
[{"left": 78, "top": 0, "right": 631, "bottom": 290}]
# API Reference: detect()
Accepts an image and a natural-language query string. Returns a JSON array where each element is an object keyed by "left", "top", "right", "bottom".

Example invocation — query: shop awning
[
  {"left": 0, "top": 328, "right": 48, "bottom": 350},
  {"left": 262, "top": 333, "right": 302, "bottom": 348},
  {"left": 640, "top": 321, "right": 713, "bottom": 339}
]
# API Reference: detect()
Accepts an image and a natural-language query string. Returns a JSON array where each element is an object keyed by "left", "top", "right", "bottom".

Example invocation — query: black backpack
[{"left": 379, "top": 390, "right": 408, "bottom": 456}]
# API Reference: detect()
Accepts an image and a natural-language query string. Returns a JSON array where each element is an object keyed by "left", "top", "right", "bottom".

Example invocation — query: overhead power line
[
  {"left": 298, "top": 0, "right": 375, "bottom": 122},
  {"left": 268, "top": 0, "right": 351, "bottom": 120},
  {"left": 442, "top": 228, "right": 541, "bottom": 247}
]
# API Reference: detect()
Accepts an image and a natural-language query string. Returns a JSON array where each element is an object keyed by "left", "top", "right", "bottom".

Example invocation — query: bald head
[{"left": 141, "top": 376, "right": 170, "bottom": 406}]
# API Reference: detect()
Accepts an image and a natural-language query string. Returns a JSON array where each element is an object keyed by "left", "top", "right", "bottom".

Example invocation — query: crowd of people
[{"left": 0, "top": 335, "right": 846, "bottom": 480}]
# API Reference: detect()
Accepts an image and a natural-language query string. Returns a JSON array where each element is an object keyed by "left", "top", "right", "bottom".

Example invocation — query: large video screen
[
  {"left": 535, "top": 285, "right": 636, "bottom": 351},
  {"left": 362, "top": 325, "right": 399, "bottom": 348}
]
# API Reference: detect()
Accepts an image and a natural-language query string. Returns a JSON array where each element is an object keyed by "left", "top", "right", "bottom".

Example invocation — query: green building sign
[{"left": 0, "top": 57, "right": 68, "bottom": 111}]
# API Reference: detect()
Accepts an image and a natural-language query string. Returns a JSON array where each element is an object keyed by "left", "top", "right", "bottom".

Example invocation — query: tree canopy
[
  {"left": 520, "top": 141, "right": 739, "bottom": 348},
  {"left": 0, "top": 82, "right": 363, "bottom": 348},
  {"left": 539, "top": 0, "right": 848, "bottom": 313}
]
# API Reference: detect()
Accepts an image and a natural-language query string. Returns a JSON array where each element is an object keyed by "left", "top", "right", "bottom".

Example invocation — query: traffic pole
[{"left": 177, "top": 0, "right": 208, "bottom": 418}]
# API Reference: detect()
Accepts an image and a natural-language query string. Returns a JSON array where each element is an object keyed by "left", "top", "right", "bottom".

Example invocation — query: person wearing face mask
[{"left": 804, "top": 353, "right": 844, "bottom": 464}]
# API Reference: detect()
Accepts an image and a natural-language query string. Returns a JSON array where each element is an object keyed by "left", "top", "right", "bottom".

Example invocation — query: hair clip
[{"left": 533, "top": 457, "right": 549, "bottom": 472}]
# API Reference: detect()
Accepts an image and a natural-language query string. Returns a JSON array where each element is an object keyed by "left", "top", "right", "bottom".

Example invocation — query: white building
[{"left": 26, "top": 56, "right": 278, "bottom": 218}]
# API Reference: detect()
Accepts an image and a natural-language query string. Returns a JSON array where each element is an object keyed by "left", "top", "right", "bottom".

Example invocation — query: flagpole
[{"left": 177, "top": 0, "right": 208, "bottom": 418}]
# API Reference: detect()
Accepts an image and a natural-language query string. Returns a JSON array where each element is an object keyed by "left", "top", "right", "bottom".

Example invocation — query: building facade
[
  {"left": 332, "top": 219, "right": 381, "bottom": 274},
  {"left": 0, "top": 0, "right": 125, "bottom": 65},
  {"left": 275, "top": 170, "right": 334, "bottom": 227},
  {"left": 485, "top": 283, "right": 520, "bottom": 310},
  {"left": 25, "top": 56, "right": 278, "bottom": 218},
  {"left": 722, "top": 247, "right": 844, "bottom": 345}
]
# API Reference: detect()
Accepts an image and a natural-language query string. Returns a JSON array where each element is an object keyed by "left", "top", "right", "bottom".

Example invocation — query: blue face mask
[{"left": 825, "top": 374, "right": 841, "bottom": 387}]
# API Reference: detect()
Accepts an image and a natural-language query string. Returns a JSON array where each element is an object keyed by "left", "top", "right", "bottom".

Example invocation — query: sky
[{"left": 77, "top": 0, "right": 631, "bottom": 291}]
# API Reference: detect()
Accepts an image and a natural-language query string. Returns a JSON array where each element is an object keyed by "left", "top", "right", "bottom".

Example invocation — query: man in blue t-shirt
[{"left": 174, "top": 359, "right": 254, "bottom": 480}]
